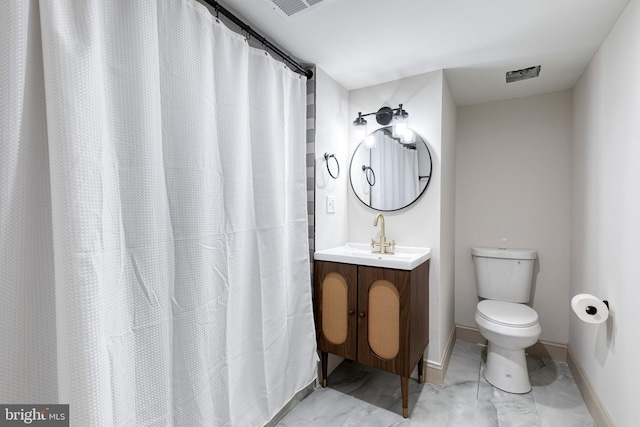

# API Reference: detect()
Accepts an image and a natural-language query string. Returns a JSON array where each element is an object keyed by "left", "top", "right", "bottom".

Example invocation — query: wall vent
[
  {"left": 506, "top": 65, "right": 541, "bottom": 83},
  {"left": 264, "top": 0, "right": 335, "bottom": 19}
]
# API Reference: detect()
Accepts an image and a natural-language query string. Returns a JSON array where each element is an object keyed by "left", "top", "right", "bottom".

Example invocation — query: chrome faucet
[{"left": 371, "top": 213, "right": 395, "bottom": 254}]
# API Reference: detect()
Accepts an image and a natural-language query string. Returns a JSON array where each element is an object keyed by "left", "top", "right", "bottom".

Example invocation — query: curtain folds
[
  {"left": 371, "top": 131, "right": 419, "bottom": 210},
  {"left": 0, "top": 1, "right": 317, "bottom": 425}
]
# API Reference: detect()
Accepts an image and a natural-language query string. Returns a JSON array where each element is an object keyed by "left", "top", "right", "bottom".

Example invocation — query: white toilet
[{"left": 472, "top": 247, "right": 541, "bottom": 394}]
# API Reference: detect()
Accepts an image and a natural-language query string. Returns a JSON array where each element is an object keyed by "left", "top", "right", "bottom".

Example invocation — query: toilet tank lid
[{"left": 471, "top": 247, "right": 537, "bottom": 260}]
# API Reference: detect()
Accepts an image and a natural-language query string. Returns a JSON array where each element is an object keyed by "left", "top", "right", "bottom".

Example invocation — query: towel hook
[{"left": 324, "top": 153, "right": 340, "bottom": 179}]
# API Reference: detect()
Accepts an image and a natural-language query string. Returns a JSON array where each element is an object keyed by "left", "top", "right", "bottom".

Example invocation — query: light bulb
[
  {"left": 354, "top": 126, "right": 367, "bottom": 142},
  {"left": 363, "top": 135, "right": 376, "bottom": 148},
  {"left": 392, "top": 107, "right": 409, "bottom": 138},
  {"left": 394, "top": 121, "right": 407, "bottom": 137},
  {"left": 402, "top": 129, "right": 415, "bottom": 144},
  {"left": 353, "top": 113, "right": 367, "bottom": 142}
]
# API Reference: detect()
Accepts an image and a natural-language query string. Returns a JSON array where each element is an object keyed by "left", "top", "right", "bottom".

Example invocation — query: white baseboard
[
  {"left": 526, "top": 339, "right": 568, "bottom": 362},
  {"left": 455, "top": 324, "right": 486, "bottom": 346},
  {"left": 566, "top": 346, "right": 614, "bottom": 427},
  {"left": 425, "top": 325, "right": 456, "bottom": 386}
]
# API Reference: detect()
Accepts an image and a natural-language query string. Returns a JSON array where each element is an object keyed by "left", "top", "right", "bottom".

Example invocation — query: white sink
[{"left": 314, "top": 242, "right": 431, "bottom": 270}]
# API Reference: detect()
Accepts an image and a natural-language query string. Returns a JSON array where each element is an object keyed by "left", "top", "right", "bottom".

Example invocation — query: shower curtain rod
[{"left": 203, "top": 0, "right": 314, "bottom": 79}]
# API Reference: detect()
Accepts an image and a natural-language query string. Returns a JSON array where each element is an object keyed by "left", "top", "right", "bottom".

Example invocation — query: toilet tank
[{"left": 471, "top": 247, "right": 537, "bottom": 303}]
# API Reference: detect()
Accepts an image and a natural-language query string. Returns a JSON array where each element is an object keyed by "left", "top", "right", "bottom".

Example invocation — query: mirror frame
[{"left": 349, "top": 126, "right": 432, "bottom": 212}]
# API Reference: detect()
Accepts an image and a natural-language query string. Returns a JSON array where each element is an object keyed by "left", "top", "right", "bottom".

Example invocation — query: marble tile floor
[{"left": 276, "top": 340, "right": 594, "bottom": 426}]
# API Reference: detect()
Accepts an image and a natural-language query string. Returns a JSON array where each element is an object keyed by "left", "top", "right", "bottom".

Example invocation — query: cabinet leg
[
  {"left": 321, "top": 351, "right": 328, "bottom": 388},
  {"left": 418, "top": 352, "right": 425, "bottom": 384},
  {"left": 401, "top": 376, "right": 409, "bottom": 418}
]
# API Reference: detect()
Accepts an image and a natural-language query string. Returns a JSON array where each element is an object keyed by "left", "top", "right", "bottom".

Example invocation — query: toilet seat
[{"left": 476, "top": 300, "right": 538, "bottom": 328}]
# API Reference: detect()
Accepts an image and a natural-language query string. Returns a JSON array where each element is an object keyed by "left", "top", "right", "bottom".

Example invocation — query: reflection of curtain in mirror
[{"left": 371, "top": 132, "right": 419, "bottom": 210}]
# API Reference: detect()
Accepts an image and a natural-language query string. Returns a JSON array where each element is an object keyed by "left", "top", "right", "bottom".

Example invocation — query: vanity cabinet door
[
  {"left": 314, "top": 261, "right": 357, "bottom": 361},
  {"left": 356, "top": 266, "right": 412, "bottom": 376}
]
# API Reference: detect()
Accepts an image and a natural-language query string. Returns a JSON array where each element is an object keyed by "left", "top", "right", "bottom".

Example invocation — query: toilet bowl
[{"left": 475, "top": 299, "right": 541, "bottom": 393}]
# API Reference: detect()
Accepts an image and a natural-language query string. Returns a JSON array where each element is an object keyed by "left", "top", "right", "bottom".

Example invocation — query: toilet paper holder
[
  {"left": 572, "top": 294, "right": 609, "bottom": 324},
  {"left": 585, "top": 300, "right": 609, "bottom": 315}
]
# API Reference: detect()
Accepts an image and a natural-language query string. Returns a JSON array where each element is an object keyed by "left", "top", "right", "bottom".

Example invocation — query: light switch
[{"left": 326, "top": 196, "right": 336, "bottom": 214}]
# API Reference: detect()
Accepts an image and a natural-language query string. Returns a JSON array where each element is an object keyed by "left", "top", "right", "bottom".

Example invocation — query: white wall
[
  {"left": 439, "top": 78, "right": 457, "bottom": 355},
  {"left": 348, "top": 70, "right": 455, "bottom": 365},
  {"left": 570, "top": 1, "right": 640, "bottom": 424},
  {"left": 315, "top": 67, "right": 349, "bottom": 251},
  {"left": 314, "top": 67, "right": 350, "bottom": 376},
  {"left": 455, "top": 91, "right": 572, "bottom": 344}
]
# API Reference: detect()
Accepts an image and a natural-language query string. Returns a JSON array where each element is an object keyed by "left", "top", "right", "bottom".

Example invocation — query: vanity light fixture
[
  {"left": 353, "top": 104, "right": 410, "bottom": 142},
  {"left": 353, "top": 112, "right": 368, "bottom": 142},
  {"left": 392, "top": 106, "right": 409, "bottom": 138}
]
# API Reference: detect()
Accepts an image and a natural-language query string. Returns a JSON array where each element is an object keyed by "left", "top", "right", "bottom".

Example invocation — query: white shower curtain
[{"left": 0, "top": 1, "right": 317, "bottom": 425}]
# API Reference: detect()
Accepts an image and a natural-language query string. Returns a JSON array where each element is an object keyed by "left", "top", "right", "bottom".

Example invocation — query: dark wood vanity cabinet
[{"left": 314, "top": 259, "right": 430, "bottom": 418}]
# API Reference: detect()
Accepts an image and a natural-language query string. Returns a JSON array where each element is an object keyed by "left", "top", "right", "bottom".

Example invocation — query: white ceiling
[{"left": 219, "top": 0, "right": 629, "bottom": 106}]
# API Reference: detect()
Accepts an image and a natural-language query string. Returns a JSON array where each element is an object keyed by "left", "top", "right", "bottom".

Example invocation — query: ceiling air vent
[
  {"left": 264, "top": 0, "right": 335, "bottom": 19},
  {"left": 506, "top": 65, "right": 541, "bottom": 83}
]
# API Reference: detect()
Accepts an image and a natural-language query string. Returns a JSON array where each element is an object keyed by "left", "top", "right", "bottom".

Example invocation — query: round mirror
[{"left": 349, "top": 126, "right": 432, "bottom": 211}]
